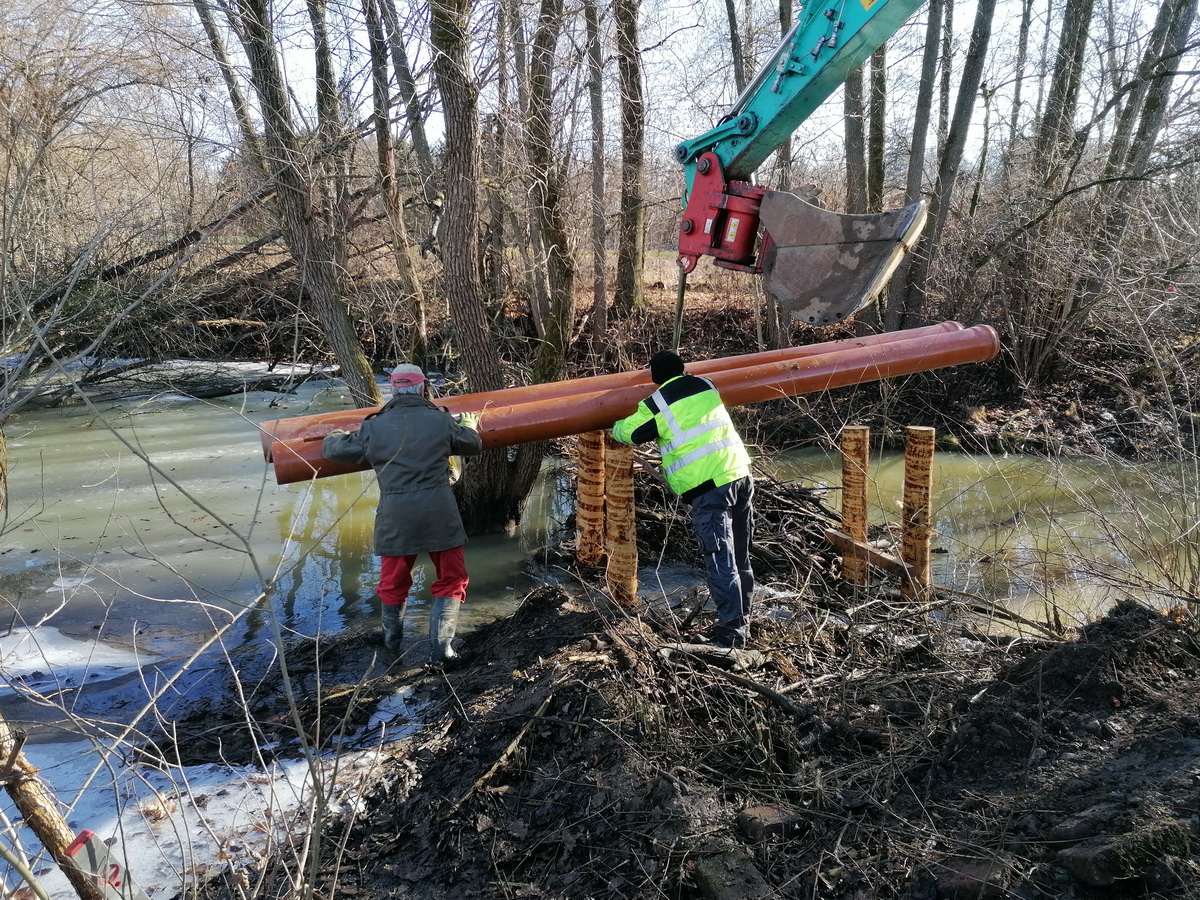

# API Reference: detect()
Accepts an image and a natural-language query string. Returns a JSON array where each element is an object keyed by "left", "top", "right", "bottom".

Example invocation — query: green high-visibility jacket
[{"left": 611, "top": 373, "right": 751, "bottom": 502}]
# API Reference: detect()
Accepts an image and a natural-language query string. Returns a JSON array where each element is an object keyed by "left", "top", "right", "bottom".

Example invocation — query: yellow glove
[{"left": 458, "top": 412, "right": 479, "bottom": 430}]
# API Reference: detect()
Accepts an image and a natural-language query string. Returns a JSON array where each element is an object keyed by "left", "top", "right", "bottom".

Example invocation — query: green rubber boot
[
  {"left": 381, "top": 602, "right": 405, "bottom": 653},
  {"left": 428, "top": 596, "right": 460, "bottom": 663}
]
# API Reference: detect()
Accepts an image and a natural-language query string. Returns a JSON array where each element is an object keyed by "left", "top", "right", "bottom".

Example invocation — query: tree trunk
[
  {"left": 1033, "top": 0, "right": 1097, "bottom": 187},
  {"left": 1099, "top": 0, "right": 1186, "bottom": 192},
  {"left": 191, "top": 0, "right": 263, "bottom": 168},
  {"left": 364, "top": 0, "right": 428, "bottom": 367},
  {"left": 612, "top": 0, "right": 646, "bottom": 315},
  {"left": 866, "top": 44, "right": 887, "bottom": 213},
  {"left": 724, "top": 0, "right": 748, "bottom": 93},
  {"left": 430, "top": 0, "right": 544, "bottom": 532},
  {"left": 899, "top": 0, "right": 998, "bottom": 320},
  {"left": 484, "top": 0, "right": 511, "bottom": 304},
  {"left": 1005, "top": 0, "right": 1035, "bottom": 155},
  {"left": 527, "top": 0, "right": 576, "bottom": 384},
  {"left": 508, "top": 0, "right": 552, "bottom": 321},
  {"left": 763, "top": 0, "right": 794, "bottom": 350},
  {"left": 843, "top": 65, "right": 868, "bottom": 213},
  {"left": 938, "top": 0, "right": 955, "bottom": 152},
  {"left": 378, "top": 0, "right": 436, "bottom": 194},
  {"left": 234, "top": 0, "right": 381, "bottom": 408},
  {"left": 885, "top": 0, "right": 943, "bottom": 330},
  {"left": 585, "top": 0, "right": 608, "bottom": 346}
]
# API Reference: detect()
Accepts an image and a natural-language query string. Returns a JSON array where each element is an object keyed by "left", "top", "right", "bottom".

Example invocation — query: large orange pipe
[
  {"left": 259, "top": 321, "right": 965, "bottom": 455},
  {"left": 267, "top": 324, "right": 999, "bottom": 485}
]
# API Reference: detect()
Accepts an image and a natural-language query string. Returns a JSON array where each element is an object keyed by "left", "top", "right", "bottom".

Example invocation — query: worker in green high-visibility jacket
[{"left": 611, "top": 350, "right": 756, "bottom": 649}]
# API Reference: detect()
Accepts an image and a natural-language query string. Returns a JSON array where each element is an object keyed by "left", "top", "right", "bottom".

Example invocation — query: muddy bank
[{"left": 174, "top": 469, "right": 1200, "bottom": 900}]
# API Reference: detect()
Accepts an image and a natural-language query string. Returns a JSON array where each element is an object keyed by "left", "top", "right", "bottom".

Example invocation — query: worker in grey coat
[{"left": 322, "top": 365, "right": 483, "bottom": 661}]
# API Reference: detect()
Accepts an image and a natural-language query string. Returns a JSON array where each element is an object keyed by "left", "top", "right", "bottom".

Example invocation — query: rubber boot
[
  {"left": 381, "top": 602, "right": 405, "bottom": 653},
  {"left": 428, "top": 596, "right": 460, "bottom": 663}
]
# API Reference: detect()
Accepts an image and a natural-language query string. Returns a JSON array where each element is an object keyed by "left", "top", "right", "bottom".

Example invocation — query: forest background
[{"left": 1, "top": 0, "right": 1198, "bottom": 531}]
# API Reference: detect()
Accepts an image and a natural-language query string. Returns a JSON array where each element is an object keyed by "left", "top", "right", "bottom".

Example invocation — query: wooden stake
[
  {"left": 900, "top": 426, "right": 935, "bottom": 601},
  {"left": 575, "top": 431, "right": 606, "bottom": 567},
  {"left": 839, "top": 426, "right": 870, "bottom": 585},
  {"left": 0, "top": 712, "right": 105, "bottom": 900},
  {"left": 603, "top": 435, "right": 638, "bottom": 609}
]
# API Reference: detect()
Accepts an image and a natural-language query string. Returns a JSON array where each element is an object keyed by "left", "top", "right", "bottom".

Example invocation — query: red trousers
[{"left": 378, "top": 547, "right": 468, "bottom": 606}]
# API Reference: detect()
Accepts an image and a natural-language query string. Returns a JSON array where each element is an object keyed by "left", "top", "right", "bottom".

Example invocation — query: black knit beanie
[{"left": 649, "top": 350, "right": 685, "bottom": 385}]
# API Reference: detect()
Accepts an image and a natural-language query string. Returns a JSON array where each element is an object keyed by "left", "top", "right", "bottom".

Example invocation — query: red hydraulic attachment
[
  {"left": 260, "top": 322, "right": 998, "bottom": 486},
  {"left": 676, "top": 151, "right": 928, "bottom": 326},
  {"left": 677, "top": 152, "right": 769, "bottom": 275}
]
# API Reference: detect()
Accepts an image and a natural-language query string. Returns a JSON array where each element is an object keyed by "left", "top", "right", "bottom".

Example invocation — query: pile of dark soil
[{"left": 176, "top": 470, "right": 1200, "bottom": 900}]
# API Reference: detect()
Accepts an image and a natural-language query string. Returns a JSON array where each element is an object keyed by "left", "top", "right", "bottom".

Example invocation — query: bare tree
[
  {"left": 378, "top": 0, "right": 437, "bottom": 193},
  {"left": 613, "top": 0, "right": 646, "bottom": 315},
  {"left": 364, "top": 0, "right": 428, "bottom": 367},
  {"left": 867, "top": 45, "right": 887, "bottom": 213},
  {"left": 233, "top": 0, "right": 381, "bottom": 407},
  {"left": 843, "top": 64, "right": 868, "bottom": 213},
  {"left": 885, "top": 0, "right": 944, "bottom": 330},
  {"left": 526, "top": 0, "right": 577, "bottom": 383},
  {"left": 429, "top": 0, "right": 544, "bottom": 531},
  {"left": 585, "top": 0, "right": 608, "bottom": 344},
  {"left": 191, "top": 0, "right": 263, "bottom": 168},
  {"left": 1034, "top": 0, "right": 1098, "bottom": 188},
  {"left": 898, "top": 0, "right": 998, "bottom": 322}
]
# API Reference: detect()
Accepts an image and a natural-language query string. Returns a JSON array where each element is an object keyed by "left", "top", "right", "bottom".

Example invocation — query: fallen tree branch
[{"left": 444, "top": 692, "right": 554, "bottom": 818}]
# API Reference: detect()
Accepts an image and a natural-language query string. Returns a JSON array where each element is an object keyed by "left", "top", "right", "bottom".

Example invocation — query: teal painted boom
[{"left": 676, "top": 0, "right": 924, "bottom": 198}]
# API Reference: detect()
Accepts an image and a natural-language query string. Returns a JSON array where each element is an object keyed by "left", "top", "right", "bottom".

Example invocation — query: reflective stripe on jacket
[{"left": 611, "top": 373, "right": 750, "bottom": 502}]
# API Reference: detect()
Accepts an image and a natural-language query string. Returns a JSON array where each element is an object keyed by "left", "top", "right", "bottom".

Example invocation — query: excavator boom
[{"left": 676, "top": 0, "right": 926, "bottom": 322}]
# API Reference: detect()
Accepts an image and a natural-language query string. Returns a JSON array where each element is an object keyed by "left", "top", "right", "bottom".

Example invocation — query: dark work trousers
[{"left": 689, "top": 475, "right": 755, "bottom": 645}]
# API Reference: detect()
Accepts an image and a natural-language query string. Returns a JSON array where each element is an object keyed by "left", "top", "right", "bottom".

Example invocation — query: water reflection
[
  {"left": 776, "top": 449, "right": 1192, "bottom": 624},
  {"left": 0, "top": 381, "right": 557, "bottom": 668}
]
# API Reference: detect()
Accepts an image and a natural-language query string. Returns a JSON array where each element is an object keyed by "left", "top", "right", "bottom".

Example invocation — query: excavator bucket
[{"left": 759, "top": 191, "right": 928, "bottom": 325}]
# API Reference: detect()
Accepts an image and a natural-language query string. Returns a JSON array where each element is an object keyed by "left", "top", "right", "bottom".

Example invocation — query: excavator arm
[{"left": 676, "top": 0, "right": 927, "bottom": 325}]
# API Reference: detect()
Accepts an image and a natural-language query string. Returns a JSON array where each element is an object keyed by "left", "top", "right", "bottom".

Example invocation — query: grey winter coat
[{"left": 321, "top": 395, "right": 483, "bottom": 556}]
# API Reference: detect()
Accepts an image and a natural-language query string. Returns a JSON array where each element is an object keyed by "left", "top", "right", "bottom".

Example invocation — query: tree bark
[
  {"left": 585, "top": 0, "right": 608, "bottom": 345},
  {"left": 938, "top": 0, "right": 955, "bottom": 152},
  {"left": 430, "top": 0, "right": 543, "bottom": 532},
  {"left": 612, "top": 0, "right": 646, "bottom": 315},
  {"left": 843, "top": 65, "right": 868, "bottom": 213},
  {"left": 378, "top": 0, "right": 437, "bottom": 194},
  {"left": 527, "top": 0, "right": 576, "bottom": 383},
  {"left": 866, "top": 44, "right": 887, "bottom": 213},
  {"left": 724, "top": 0, "right": 748, "bottom": 93},
  {"left": 885, "top": 0, "right": 943, "bottom": 330}
]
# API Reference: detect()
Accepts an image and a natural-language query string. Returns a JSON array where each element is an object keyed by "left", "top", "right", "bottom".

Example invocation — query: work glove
[{"left": 457, "top": 412, "right": 479, "bottom": 431}]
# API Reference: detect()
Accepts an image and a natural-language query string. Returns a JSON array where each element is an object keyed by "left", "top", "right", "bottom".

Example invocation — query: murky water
[
  {"left": 1, "top": 381, "right": 566, "bottom": 643},
  {"left": 777, "top": 449, "right": 1197, "bottom": 625},
  {"left": 2, "top": 374, "right": 1194, "bottom": 738},
  {"left": 0, "top": 376, "right": 570, "bottom": 738}
]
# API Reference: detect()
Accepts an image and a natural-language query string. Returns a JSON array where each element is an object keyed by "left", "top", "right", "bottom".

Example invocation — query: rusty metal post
[
  {"left": 0, "top": 712, "right": 105, "bottom": 900},
  {"left": 603, "top": 435, "right": 638, "bottom": 609},
  {"left": 840, "top": 426, "right": 870, "bottom": 586},
  {"left": 900, "top": 426, "right": 935, "bottom": 601},
  {"left": 576, "top": 431, "right": 606, "bottom": 567}
]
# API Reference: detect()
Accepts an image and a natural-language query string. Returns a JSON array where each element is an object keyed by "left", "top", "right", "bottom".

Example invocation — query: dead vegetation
[{"left": 174, "top": 464, "right": 1200, "bottom": 900}]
